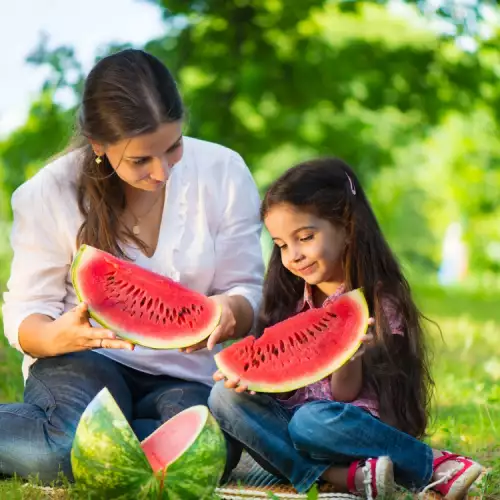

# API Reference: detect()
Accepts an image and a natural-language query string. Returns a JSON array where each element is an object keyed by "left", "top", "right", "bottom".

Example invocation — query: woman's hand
[
  {"left": 45, "top": 302, "right": 134, "bottom": 356},
  {"left": 213, "top": 369, "right": 256, "bottom": 395},
  {"left": 180, "top": 294, "right": 237, "bottom": 353},
  {"left": 349, "top": 317, "right": 375, "bottom": 361}
]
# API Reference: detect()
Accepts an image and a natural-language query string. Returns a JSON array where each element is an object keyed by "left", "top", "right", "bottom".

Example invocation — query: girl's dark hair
[
  {"left": 259, "top": 157, "right": 434, "bottom": 438},
  {"left": 72, "top": 49, "right": 184, "bottom": 257}
]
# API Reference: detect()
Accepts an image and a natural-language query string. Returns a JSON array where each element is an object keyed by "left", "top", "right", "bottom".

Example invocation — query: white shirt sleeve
[
  {"left": 210, "top": 151, "right": 265, "bottom": 321},
  {"left": 2, "top": 173, "right": 72, "bottom": 353}
]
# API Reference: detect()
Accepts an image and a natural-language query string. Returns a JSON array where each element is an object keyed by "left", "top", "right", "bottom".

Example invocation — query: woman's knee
[{"left": 11, "top": 439, "right": 74, "bottom": 483}]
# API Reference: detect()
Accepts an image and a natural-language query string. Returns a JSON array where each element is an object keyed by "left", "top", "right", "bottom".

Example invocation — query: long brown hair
[
  {"left": 71, "top": 49, "right": 184, "bottom": 257},
  {"left": 259, "top": 158, "right": 434, "bottom": 438}
]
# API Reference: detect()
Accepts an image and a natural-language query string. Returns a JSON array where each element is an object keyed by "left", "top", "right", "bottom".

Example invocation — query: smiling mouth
[{"left": 296, "top": 263, "right": 315, "bottom": 273}]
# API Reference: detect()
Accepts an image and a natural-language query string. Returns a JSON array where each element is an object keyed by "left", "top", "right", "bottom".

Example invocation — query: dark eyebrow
[
  {"left": 271, "top": 226, "right": 317, "bottom": 241},
  {"left": 165, "top": 134, "right": 183, "bottom": 152},
  {"left": 125, "top": 134, "right": 183, "bottom": 160}
]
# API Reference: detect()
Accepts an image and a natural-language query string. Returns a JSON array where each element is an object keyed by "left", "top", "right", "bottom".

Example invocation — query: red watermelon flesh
[
  {"left": 141, "top": 408, "right": 203, "bottom": 472},
  {"left": 71, "top": 244, "right": 221, "bottom": 349},
  {"left": 214, "top": 289, "right": 369, "bottom": 392}
]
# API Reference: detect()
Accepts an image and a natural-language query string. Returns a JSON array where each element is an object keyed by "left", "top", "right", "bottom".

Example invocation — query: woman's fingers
[
  {"left": 74, "top": 302, "right": 89, "bottom": 318},
  {"left": 206, "top": 326, "right": 223, "bottom": 351},
  {"left": 103, "top": 339, "right": 135, "bottom": 350},
  {"left": 88, "top": 328, "right": 116, "bottom": 340},
  {"left": 85, "top": 330, "right": 134, "bottom": 350}
]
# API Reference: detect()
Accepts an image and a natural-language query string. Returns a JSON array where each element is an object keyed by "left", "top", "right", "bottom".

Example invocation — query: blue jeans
[
  {"left": 0, "top": 351, "right": 241, "bottom": 483},
  {"left": 208, "top": 381, "right": 433, "bottom": 493}
]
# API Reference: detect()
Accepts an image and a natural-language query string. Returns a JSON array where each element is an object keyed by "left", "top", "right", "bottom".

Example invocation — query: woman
[{"left": 0, "top": 49, "right": 264, "bottom": 483}]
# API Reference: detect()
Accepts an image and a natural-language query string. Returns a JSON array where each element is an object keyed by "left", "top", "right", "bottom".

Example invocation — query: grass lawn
[{"left": 0, "top": 281, "right": 499, "bottom": 498}]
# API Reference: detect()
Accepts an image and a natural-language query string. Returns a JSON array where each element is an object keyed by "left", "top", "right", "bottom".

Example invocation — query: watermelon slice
[
  {"left": 214, "top": 289, "right": 369, "bottom": 392},
  {"left": 71, "top": 244, "right": 221, "bottom": 349},
  {"left": 71, "top": 388, "right": 226, "bottom": 499}
]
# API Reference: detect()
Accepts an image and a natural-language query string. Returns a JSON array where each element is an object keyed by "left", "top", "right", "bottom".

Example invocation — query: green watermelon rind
[
  {"left": 156, "top": 406, "right": 227, "bottom": 500},
  {"left": 70, "top": 244, "right": 222, "bottom": 349},
  {"left": 214, "top": 288, "right": 370, "bottom": 393},
  {"left": 71, "top": 388, "right": 156, "bottom": 499},
  {"left": 71, "top": 388, "right": 226, "bottom": 500}
]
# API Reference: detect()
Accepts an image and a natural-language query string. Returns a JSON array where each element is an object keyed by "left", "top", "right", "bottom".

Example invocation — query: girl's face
[
  {"left": 92, "top": 120, "right": 184, "bottom": 192},
  {"left": 265, "top": 203, "right": 347, "bottom": 289}
]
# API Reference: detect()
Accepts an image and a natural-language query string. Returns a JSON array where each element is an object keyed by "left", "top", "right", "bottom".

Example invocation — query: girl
[
  {"left": 0, "top": 49, "right": 262, "bottom": 482},
  {"left": 209, "top": 158, "right": 482, "bottom": 499}
]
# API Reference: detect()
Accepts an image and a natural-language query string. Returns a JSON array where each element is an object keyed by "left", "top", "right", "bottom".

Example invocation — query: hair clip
[{"left": 345, "top": 172, "right": 356, "bottom": 195}]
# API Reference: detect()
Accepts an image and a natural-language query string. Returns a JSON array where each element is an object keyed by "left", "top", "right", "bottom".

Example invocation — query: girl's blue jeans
[{"left": 208, "top": 381, "right": 433, "bottom": 493}]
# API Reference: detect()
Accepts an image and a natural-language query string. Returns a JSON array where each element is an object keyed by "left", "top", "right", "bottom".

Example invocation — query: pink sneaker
[
  {"left": 421, "top": 451, "right": 483, "bottom": 500},
  {"left": 347, "top": 456, "right": 395, "bottom": 499}
]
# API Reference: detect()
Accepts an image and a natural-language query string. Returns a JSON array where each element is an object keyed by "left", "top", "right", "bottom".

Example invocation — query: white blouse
[{"left": 2, "top": 136, "right": 265, "bottom": 386}]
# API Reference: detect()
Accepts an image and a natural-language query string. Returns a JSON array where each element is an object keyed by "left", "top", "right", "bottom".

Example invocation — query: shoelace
[
  {"left": 418, "top": 464, "right": 462, "bottom": 499},
  {"left": 362, "top": 460, "right": 374, "bottom": 500}
]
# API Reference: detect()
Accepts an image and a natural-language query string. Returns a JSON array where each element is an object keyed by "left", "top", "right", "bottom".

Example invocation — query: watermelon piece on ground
[
  {"left": 71, "top": 387, "right": 226, "bottom": 499},
  {"left": 214, "top": 288, "right": 370, "bottom": 393},
  {"left": 71, "top": 244, "right": 221, "bottom": 349}
]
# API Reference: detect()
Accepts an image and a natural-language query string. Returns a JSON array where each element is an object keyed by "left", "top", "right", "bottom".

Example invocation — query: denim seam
[
  {"left": 294, "top": 462, "right": 331, "bottom": 493},
  {"left": 28, "top": 370, "right": 57, "bottom": 419},
  {"left": 0, "top": 409, "right": 44, "bottom": 420},
  {"left": 422, "top": 444, "right": 434, "bottom": 485},
  {"left": 215, "top": 424, "right": 287, "bottom": 478},
  {"left": 265, "top": 396, "right": 291, "bottom": 426}
]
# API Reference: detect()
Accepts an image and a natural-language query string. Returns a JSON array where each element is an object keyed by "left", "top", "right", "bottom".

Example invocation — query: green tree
[
  {"left": 1, "top": 0, "right": 499, "bottom": 274},
  {"left": 143, "top": 1, "right": 499, "bottom": 179}
]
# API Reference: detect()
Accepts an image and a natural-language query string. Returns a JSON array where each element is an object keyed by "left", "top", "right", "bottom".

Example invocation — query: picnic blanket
[{"left": 216, "top": 452, "right": 447, "bottom": 499}]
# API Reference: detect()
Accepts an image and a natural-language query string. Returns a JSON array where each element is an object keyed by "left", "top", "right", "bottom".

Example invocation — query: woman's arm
[
  {"left": 3, "top": 172, "right": 133, "bottom": 359},
  {"left": 227, "top": 295, "right": 254, "bottom": 339},
  {"left": 18, "top": 314, "right": 60, "bottom": 358},
  {"left": 210, "top": 151, "right": 265, "bottom": 336},
  {"left": 2, "top": 174, "right": 71, "bottom": 356},
  {"left": 184, "top": 151, "right": 264, "bottom": 353}
]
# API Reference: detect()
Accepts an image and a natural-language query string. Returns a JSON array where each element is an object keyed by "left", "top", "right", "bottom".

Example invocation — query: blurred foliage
[{"left": 0, "top": 0, "right": 499, "bottom": 276}]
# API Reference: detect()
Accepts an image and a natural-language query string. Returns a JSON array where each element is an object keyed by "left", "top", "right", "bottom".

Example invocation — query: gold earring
[{"left": 95, "top": 155, "right": 102, "bottom": 165}]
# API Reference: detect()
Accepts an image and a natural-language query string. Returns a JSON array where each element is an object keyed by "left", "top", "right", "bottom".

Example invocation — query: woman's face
[{"left": 93, "top": 120, "right": 184, "bottom": 192}]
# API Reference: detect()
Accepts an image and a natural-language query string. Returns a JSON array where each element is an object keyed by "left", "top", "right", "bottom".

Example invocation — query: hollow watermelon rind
[
  {"left": 70, "top": 244, "right": 222, "bottom": 349},
  {"left": 71, "top": 387, "right": 227, "bottom": 500},
  {"left": 214, "top": 289, "right": 370, "bottom": 393},
  {"left": 144, "top": 405, "right": 227, "bottom": 500}
]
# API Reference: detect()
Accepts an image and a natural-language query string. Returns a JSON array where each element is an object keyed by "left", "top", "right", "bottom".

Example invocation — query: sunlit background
[{"left": 0, "top": 0, "right": 499, "bottom": 496}]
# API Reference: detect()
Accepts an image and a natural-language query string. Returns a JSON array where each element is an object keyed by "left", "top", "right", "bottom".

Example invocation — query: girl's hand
[
  {"left": 213, "top": 370, "right": 256, "bottom": 395},
  {"left": 181, "top": 294, "right": 236, "bottom": 353},
  {"left": 350, "top": 317, "right": 375, "bottom": 361},
  {"left": 47, "top": 302, "right": 134, "bottom": 356}
]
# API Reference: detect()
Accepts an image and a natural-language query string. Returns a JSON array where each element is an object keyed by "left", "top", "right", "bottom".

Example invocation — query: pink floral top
[{"left": 276, "top": 283, "right": 404, "bottom": 417}]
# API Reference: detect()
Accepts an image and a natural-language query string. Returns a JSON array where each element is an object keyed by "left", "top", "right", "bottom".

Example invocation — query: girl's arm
[
  {"left": 329, "top": 323, "right": 374, "bottom": 401},
  {"left": 330, "top": 356, "right": 363, "bottom": 402}
]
